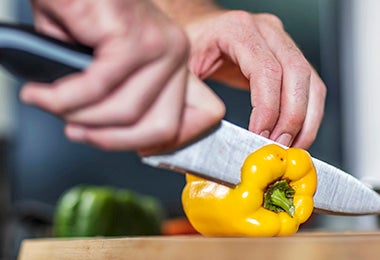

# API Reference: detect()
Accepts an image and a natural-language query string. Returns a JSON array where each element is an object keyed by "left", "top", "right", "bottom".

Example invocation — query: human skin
[
  {"left": 153, "top": 0, "right": 327, "bottom": 149},
  {"left": 21, "top": 0, "right": 226, "bottom": 153}
]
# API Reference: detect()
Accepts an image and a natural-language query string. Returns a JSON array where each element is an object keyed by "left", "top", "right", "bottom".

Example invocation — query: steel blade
[
  {"left": 142, "top": 120, "right": 380, "bottom": 215},
  {"left": 142, "top": 120, "right": 259, "bottom": 186},
  {"left": 312, "top": 159, "right": 380, "bottom": 215}
]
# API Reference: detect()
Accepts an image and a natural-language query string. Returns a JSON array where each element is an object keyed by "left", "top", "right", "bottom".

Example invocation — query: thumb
[
  {"left": 139, "top": 73, "right": 225, "bottom": 155},
  {"left": 186, "top": 73, "right": 226, "bottom": 118}
]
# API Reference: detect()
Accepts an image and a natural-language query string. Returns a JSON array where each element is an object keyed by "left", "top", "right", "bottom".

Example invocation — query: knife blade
[
  {"left": 1, "top": 22, "right": 380, "bottom": 216},
  {"left": 143, "top": 120, "right": 380, "bottom": 215}
]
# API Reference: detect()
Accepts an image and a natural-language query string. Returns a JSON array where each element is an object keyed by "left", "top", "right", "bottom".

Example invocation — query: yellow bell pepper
[{"left": 181, "top": 143, "right": 317, "bottom": 236}]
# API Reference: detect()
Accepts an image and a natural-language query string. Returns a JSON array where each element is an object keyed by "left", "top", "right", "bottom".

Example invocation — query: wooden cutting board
[{"left": 18, "top": 232, "right": 380, "bottom": 260}]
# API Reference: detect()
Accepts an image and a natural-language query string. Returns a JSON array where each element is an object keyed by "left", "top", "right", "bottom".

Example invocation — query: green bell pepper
[{"left": 54, "top": 185, "right": 164, "bottom": 237}]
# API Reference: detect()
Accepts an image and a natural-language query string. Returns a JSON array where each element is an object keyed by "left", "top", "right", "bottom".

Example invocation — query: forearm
[{"left": 152, "top": 0, "right": 222, "bottom": 26}]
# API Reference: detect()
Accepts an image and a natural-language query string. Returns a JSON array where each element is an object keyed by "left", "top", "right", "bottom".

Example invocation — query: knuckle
[
  {"left": 139, "top": 25, "right": 168, "bottom": 56},
  {"left": 48, "top": 101, "right": 65, "bottom": 114},
  {"left": 288, "top": 58, "right": 312, "bottom": 78},
  {"left": 48, "top": 87, "right": 69, "bottom": 114},
  {"left": 225, "top": 10, "right": 254, "bottom": 26},
  {"left": 220, "top": 11, "right": 259, "bottom": 35},
  {"left": 259, "top": 13, "right": 284, "bottom": 29},
  {"left": 260, "top": 60, "right": 283, "bottom": 81},
  {"left": 141, "top": 22, "right": 188, "bottom": 61},
  {"left": 82, "top": 74, "right": 113, "bottom": 100}
]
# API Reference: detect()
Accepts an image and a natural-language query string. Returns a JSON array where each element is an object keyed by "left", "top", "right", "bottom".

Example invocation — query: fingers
[
  {"left": 222, "top": 23, "right": 283, "bottom": 139},
  {"left": 254, "top": 13, "right": 327, "bottom": 148},
  {"left": 20, "top": 35, "right": 168, "bottom": 115},
  {"left": 205, "top": 12, "right": 284, "bottom": 136},
  {"left": 24, "top": 2, "right": 325, "bottom": 152},
  {"left": 240, "top": 36, "right": 283, "bottom": 138},
  {"left": 64, "top": 66, "right": 188, "bottom": 150},
  {"left": 171, "top": 74, "right": 226, "bottom": 146},
  {"left": 21, "top": 0, "right": 191, "bottom": 118},
  {"left": 65, "top": 73, "right": 225, "bottom": 152},
  {"left": 187, "top": 11, "right": 326, "bottom": 148},
  {"left": 62, "top": 46, "right": 187, "bottom": 126},
  {"left": 231, "top": 12, "right": 322, "bottom": 147},
  {"left": 292, "top": 69, "right": 326, "bottom": 149},
  {"left": 139, "top": 74, "right": 226, "bottom": 155},
  {"left": 256, "top": 14, "right": 312, "bottom": 146},
  {"left": 31, "top": 7, "right": 73, "bottom": 42},
  {"left": 24, "top": 0, "right": 213, "bottom": 153}
]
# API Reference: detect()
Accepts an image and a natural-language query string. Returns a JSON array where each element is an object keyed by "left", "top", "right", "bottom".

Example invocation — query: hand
[
  {"left": 184, "top": 10, "right": 327, "bottom": 149},
  {"left": 21, "top": 0, "right": 225, "bottom": 152}
]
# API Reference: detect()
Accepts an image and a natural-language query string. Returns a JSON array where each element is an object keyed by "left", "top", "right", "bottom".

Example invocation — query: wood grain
[{"left": 18, "top": 232, "right": 380, "bottom": 260}]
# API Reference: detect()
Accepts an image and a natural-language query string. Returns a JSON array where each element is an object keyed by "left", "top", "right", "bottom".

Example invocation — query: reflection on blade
[
  {"left": 313, "top": 159, "right": 380, "bottom": 215},
  {"left": 142, "top": 120, "right": 380, "bottom": 215}
]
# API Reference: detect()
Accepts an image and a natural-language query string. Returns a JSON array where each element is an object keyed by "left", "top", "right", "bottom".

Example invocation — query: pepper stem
[{"left": 263, "top": 180, "right": 295, "bottom": 217}]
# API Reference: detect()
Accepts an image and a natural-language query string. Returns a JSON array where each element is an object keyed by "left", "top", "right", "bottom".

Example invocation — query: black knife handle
[{"left": 0, "top": 22, "right": 93, "bottom": 83}]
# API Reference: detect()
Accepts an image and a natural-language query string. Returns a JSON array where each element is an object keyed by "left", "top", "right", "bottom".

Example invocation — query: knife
[
  {"left": 0, "top": 22, "right": 92, "bottom": 82},
  {"left": 1, "top": 22, "right": 380, "bottom": 216}
]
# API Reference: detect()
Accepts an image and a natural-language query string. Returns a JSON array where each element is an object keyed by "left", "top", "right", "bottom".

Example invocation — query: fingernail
[
  {"left": 276, "top": 133, "right": 292, "bottom": 147},
  {"left": 260, "top": 130, "right": 270, "bottom": 139},
  {"left": 66, "top": 126, "right": 85, "bottom": 142}
]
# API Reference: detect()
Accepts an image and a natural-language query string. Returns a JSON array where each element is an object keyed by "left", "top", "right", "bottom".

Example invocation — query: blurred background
[{"left": 1, "top": 0, "right": 380, "bottom": 258}]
